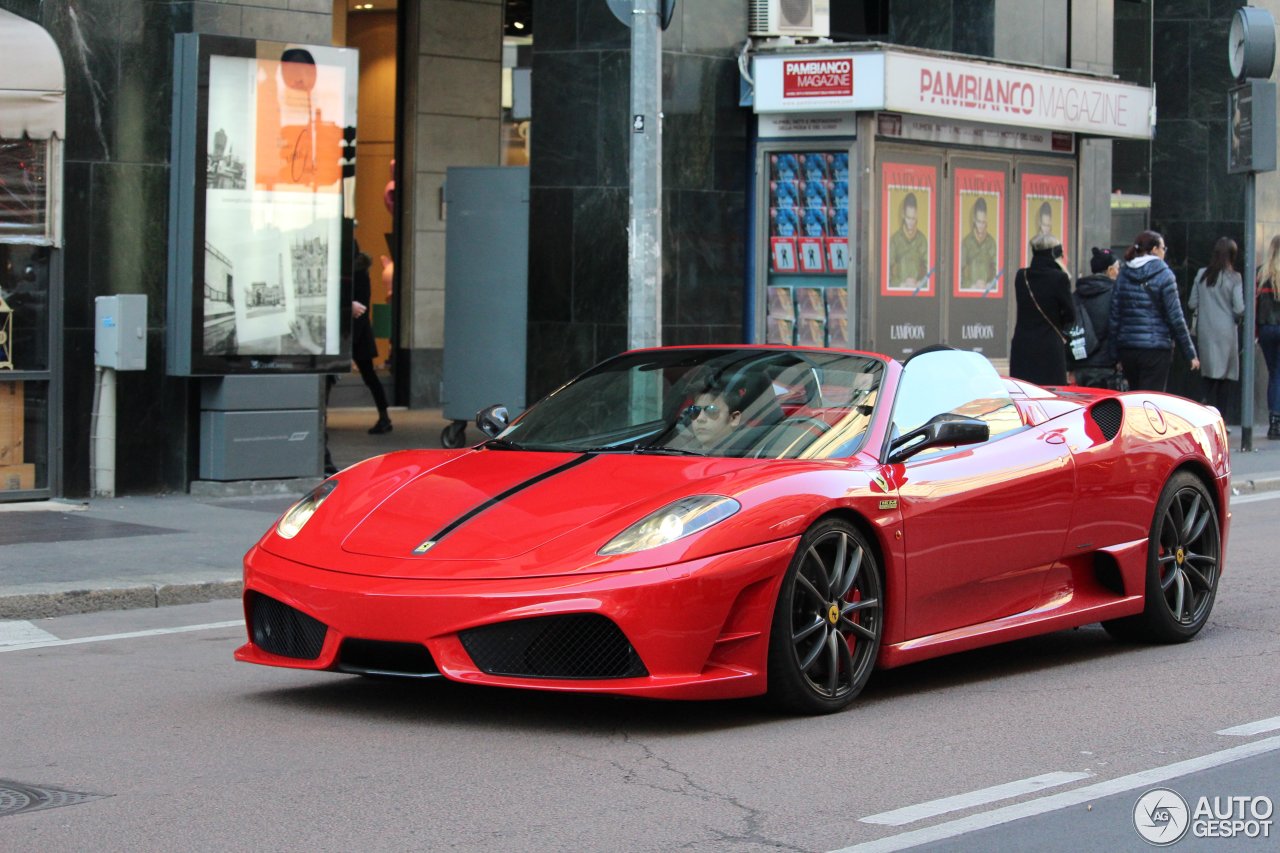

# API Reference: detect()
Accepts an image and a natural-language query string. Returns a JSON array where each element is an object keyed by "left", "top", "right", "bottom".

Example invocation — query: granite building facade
[{"left": 0, "top": 0, "right": 1273, "bottom": 500}]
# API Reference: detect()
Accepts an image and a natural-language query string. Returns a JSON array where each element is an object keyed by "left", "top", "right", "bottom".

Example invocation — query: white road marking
[
  {"left": 0, "top": 620, "right": 61, "bottom": 646},
  {"left": 830, "top": 734, "right": 1280, "bottom": 853},
  {"left": 0, "top": 500, "right": 87, "bottom": 513},
  {"left": 1217, "top": 715, "right": 1280, "bottom": 736},
  {"left": 0, "top": 620, "right": 243, "bottom": 654},
  {"left": 859, "top": 772, "right": 1093, "bottom": 826},
  {"left": 1231, "top": 490, "right": 1280, "bottom": 504}
]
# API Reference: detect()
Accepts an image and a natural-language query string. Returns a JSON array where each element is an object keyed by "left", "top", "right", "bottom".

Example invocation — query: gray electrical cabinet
[
  {"left": 94, "top": 295, "right": 148, "bottom": 370},
  {"left": 198, "top": 375, "right": 321, "bottom": 480},
  {"left": 440, "top": 167, "right": 530, "bottom": 447}
]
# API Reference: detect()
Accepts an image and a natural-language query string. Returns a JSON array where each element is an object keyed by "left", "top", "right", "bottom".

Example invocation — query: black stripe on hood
[{"left": 411, "top": 453, "right": 594, "bottom": 554}]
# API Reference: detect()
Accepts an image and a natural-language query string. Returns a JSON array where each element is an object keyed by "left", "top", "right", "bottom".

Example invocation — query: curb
[
  {"left": 1230, "top": 474, "right": 1280, "bottom": 496},
  {"left": 189, "top": 479, "right": 318, "bottom": 498},
  {"left": 0, "top": 580, "right": 242, "bottom": 621}
]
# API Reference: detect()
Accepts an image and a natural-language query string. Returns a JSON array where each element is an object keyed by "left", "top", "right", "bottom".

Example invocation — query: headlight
[
  {"left": 599, "top": 495, "right": 740, "bottom": 555},
  {"left": 275, "top": 480, "right": 338, "bottom": 539}
]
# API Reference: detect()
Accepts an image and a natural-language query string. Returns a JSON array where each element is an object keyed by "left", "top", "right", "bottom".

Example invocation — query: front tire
[
  {"left": 767, "top": 519, "right": 883, "bottom": 714},
  {"left": 1103, "top": 472, "right": 1221, "bottom": 643}
]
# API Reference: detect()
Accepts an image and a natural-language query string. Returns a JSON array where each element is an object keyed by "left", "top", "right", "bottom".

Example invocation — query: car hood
[{"left": 303, "top": 449, "right": 771, "bottom": 579}]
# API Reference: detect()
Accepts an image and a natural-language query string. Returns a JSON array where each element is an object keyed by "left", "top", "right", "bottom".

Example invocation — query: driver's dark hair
[{"left": 700, "top": 371, "right": 767, "bottom": 415}]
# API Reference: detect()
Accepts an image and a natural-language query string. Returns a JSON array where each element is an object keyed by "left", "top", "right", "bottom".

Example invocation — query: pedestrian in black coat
[
  {"left": 352, "top": 241, "right": 392, "bottom": 434},
  {"left": 1010, "top": 234, "right": 1076, "bottom": 386}
]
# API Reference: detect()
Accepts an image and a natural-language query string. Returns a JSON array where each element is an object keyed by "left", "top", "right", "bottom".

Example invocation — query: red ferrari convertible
[{"left": 236, "top": 346, "right": 1228, "bottom": 713}]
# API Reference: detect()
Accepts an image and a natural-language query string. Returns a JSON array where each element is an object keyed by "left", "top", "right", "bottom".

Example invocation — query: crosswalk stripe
[{"left": 0, "top": 620, "right": 243, "bottom": 653}]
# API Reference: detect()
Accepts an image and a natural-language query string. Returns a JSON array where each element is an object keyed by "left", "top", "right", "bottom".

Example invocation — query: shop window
[
  {"left": 0, "top": 379, "right": 46, "bottom": 492},
  {"left": 0, "top": 244, "right": 50, "bottom": 372},
  {"left": 0, "top": 138, "right": 61, "bottom": 246},
  {"left": 765, "top": 149, "right": 852, "bottom": 348}
]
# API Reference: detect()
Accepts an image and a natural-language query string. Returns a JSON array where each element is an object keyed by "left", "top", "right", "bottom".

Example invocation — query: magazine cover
[
  {"left": 953, "top": 168, "right": 1004, "bottom": 298},
  {"left": 880, "top": 162, "right": 937, "bottom": 297}
]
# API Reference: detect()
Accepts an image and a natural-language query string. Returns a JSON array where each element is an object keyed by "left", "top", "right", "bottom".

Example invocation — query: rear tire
[
  {"left": 1102, "top": 472, "right": 1220, "bottom": 643},
  {"left": 767, "top": 519, "right": 883, "bottom": 714}
]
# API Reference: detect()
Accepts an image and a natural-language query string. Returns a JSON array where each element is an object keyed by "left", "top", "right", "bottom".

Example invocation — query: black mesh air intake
[
  {"left": 336, "top": 639, "right": 439, "bottom": 677},
  {"left": 459, "top": 614, "right": 648, "bottom": 680},
  {"left": 1090, "top": 398, "right": 1123, "bottom": 441},
  {"left": 247, "top": 591, "right": 327, "bottom": 660}
]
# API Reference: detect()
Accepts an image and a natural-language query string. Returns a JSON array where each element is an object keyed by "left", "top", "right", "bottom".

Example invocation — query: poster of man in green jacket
[
  {"left": 959, "top": 196, "right": 998, "bottom": 294},
  {"left": 888, "top": 192, "right": 929, "bottom": 292}
]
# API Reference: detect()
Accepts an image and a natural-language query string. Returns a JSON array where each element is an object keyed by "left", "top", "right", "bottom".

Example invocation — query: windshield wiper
[
  {"left": 632, "top": 444, "right": 705, "bottom": 456},
  {"left": 481, "top": 437, "right": 525, "bottom": 451}
]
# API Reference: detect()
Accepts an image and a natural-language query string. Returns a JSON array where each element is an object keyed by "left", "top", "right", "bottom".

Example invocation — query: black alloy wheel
[
  {"left": 767, "top": 518, "right": 883, "bottom": 714},
  {"left": 1103, "top": 472, "right": 1221, "bottom": 643}
]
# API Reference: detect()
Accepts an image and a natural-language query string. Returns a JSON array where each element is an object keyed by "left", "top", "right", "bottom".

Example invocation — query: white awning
[{"left": 0, "top": 9, "right": 65, "bottom": 139}]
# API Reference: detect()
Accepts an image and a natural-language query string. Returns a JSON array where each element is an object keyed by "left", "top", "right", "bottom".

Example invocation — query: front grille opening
[
  {"left": 1090, "top": 398, "right": 1123, "bottom": 441},
  {"left": 336, "top": 639, "right": 440, "bottom": 678},
  {"left": 248, "top": 592, "right": 327, "bottom": 660},
  {"left": 460, "top": 614, "right": 648, "bottom": 680}
]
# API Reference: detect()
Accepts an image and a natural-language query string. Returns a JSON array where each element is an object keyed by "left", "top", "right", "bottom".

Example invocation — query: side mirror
[
  {"left": 476, "top": 404, "right": 510, "bottom": 438},
  {"left": 888, "top": 415, "right": 989, "bottom": 464}
]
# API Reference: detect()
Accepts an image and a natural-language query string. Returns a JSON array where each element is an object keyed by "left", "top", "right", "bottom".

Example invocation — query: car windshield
[
  {"left": 497, "top": 349, "right": 885, "bottom": 459},
  {"left": 888, "top": 348, "right": 1024, "bottom": 458}
]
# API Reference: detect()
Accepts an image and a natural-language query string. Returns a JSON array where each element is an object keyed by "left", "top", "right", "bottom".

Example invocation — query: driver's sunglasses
[{"left": 684, "top": 404, "right": 722, "bottom": 418}]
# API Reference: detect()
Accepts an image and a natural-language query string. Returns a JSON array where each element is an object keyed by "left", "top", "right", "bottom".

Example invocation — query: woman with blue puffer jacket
[{"left": 1106, "top": 230, "right": 1200, "bottom": 391}]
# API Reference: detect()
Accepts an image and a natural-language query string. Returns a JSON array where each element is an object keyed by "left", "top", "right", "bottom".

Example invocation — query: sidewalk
[
  {"left": 0, "top": 406, "right": 453, "bottom": 620},
  {"left": 2, "top": 409, "right": 1280, "bottom": 621}
]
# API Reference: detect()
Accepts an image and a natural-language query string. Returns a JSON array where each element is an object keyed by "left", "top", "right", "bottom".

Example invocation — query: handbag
[{"left": 1064, "top": 323, "right": 1088, "bottom": 361}]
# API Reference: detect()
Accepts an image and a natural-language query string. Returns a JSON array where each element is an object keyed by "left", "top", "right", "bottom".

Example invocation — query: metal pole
[
  {"left": 628, "top": 0, "right": 662, "bottom": 350},
  {"left": 1242, "top": 170, "right": 1256, "bottom": 452}
]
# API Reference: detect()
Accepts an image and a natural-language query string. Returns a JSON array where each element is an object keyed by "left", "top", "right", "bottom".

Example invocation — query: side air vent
[
  {"left": 1090, "top": 398, "right": 1123, "bottom": 441},
  {"left": 247, "top": 591, "right": 327, "bottom": 660},
  {"left": 460, "top": 614, "right": 648, "bottom": 680}
]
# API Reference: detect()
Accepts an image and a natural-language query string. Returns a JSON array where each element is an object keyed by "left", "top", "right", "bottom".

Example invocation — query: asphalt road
[{"left": 2, "top": 494, "right": 1278, "bottom": 852}]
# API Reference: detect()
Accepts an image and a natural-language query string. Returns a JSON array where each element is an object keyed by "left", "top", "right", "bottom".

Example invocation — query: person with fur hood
[{"left": 1106, "top": 230, "right": 1199, "bottom": 391}]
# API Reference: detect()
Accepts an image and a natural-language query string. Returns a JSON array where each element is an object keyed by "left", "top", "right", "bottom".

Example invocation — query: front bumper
[{"left": 235, "top": 537, "right": 796, "bottom": 700}]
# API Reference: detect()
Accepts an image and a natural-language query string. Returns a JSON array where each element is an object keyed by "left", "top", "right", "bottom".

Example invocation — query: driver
[
  {"left": 668, "top": 372, "right": 778, "bottom": 453},
  {"left": 683, "top": 386, "right": 743, "bottom": 449}
]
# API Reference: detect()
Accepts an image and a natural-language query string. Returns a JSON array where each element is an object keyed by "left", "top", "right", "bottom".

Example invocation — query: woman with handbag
[
  {"left": 1189, "top": 237, "right": 1244, "bottom": 419},
  {"left": 1106, "top": 230, "right": 1199, "bottom": 391},
  {"left": 1010, "top": 233, "right": 1076, "bottom": 385}
]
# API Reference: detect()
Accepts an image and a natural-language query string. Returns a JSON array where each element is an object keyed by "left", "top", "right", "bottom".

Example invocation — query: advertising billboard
[{"left": 169, "top": 35, "right": 358, "bottom": 375}]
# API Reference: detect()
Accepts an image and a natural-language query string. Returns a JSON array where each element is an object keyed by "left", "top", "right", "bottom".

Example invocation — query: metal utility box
[
  {"left": 94, "top": 295, "right": 147, "bottom": 370},
  {"left": 199, "top": 409, "right": 321, "bottom": 480},
  {"left": 198, "top": 375, "right": 321, "bottom": 480},
  {"left": 440, "top": 167, "right": 529, "bottom": 447}
]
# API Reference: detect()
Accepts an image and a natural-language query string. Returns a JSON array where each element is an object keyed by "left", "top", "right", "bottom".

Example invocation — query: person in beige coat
[{"left": 1189, "top": 237, "right": 1245, "bottom": 420}]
